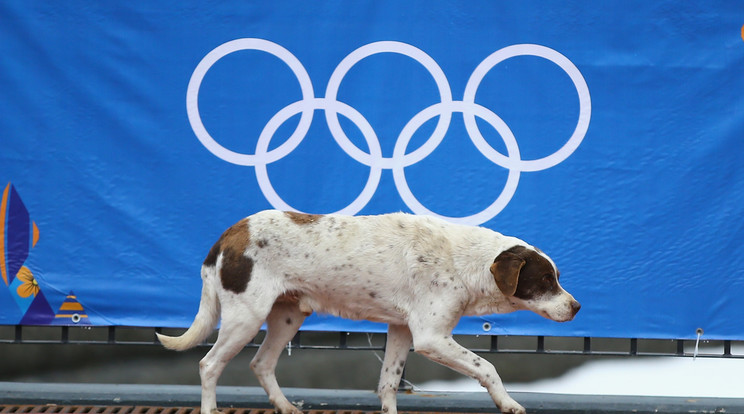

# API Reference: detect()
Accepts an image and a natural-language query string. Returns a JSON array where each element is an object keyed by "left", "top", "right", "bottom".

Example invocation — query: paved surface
[{"left": 0, "top": 382, "right": 742, "bottom": 413}]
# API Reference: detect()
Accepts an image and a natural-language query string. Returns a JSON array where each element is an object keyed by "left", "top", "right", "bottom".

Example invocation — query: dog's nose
[{"left": 571, "top": 300, "right": 581, "bottom": 315}]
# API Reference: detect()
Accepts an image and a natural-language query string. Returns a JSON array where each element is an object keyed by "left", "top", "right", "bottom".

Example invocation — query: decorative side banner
[
  {"left": 1, "top": 1, "right": 743, "bottom": 340},
  {"left": 1, "top": 184, "right": 90, "bottom": 325}
]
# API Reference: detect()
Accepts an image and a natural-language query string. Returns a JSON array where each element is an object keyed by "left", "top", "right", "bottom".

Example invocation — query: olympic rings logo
[{"left": 187, "top": 38, "right": 591, "bottom": 225}]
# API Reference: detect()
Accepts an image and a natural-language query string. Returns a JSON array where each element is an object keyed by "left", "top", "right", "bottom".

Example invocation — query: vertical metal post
[
  {"left": 61, "top": 326, "right": 69, "bottom": 344},
  {"left": 154, "top": 327, "right": 162, "bottom": 344},
  {"left": 339, "top": 331, "right": 348, "bottom": 349}
]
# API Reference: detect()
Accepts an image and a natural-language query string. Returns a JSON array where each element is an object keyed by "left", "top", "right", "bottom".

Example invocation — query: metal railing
[{"left": 1, "top": 325, "right": 742, "bottom": 359}]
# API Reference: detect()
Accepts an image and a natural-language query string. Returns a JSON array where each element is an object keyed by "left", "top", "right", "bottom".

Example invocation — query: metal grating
[
  {"left": 1, "top": 407, "right": 221, "bottom": 414},
  {"left": 0, "top": 407, "right": 269, "bottom": 414},
  {"left": 0, "top": 407, "right": 445, "bottom": 414}
]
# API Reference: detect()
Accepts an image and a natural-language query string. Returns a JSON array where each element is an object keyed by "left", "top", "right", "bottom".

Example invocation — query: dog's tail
[{"left": 156, "top": 270, "right": 220, "bottom": 351}]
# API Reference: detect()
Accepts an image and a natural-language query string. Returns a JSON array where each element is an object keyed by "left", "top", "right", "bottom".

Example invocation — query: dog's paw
[
  {"left": 500, "top": 402, "right": 526, "bottom": 414},
  {"left": 273, "top": 403, "right": 302, "bottom": 414},
  {"left": 276, "top": 408, "right": 302, "bottom": 414}
]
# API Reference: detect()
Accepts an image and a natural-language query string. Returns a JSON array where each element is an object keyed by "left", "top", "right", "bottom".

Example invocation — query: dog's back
[{"left": 245, "top": 210, "right": 509, "bottom": 323}]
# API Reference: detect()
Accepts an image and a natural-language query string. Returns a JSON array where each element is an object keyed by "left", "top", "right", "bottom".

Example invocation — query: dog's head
[{"left": 490, "top": 245, "right": 580, "bottom": 322}]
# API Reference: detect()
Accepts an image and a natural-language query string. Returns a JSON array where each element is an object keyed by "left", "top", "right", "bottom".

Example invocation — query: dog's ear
[{"left": 490, "top": 251, "right": 525, "bottom": 297}]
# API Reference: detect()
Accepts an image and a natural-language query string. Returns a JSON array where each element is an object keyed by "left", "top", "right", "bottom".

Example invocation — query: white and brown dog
[{"left": 158, "top": 210, "right": 580, "bottom": 414}]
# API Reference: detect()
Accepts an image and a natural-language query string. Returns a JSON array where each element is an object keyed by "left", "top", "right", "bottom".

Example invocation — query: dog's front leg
[
  {"left": 377, "top": 324, "right": 412, "bottom": 414},
  {"left": 410, "top": 328, "right": 525, "bottom": 414}
]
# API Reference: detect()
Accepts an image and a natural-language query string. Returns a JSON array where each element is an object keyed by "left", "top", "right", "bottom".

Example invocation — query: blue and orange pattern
[
  {"left": 52, "top": 292, "right": 90, "bottom": 325},
  {"left": 1, "top": 183, "right": 90, "bottom": 325}
]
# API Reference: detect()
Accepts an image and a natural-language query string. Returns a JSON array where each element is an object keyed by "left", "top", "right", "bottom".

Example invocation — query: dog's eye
[{"left": 542, "top": 274, "right": 553, "bottom": 284}]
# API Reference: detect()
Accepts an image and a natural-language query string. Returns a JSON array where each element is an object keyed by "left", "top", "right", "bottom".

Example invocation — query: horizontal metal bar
[{"left": 1, "top": 325, "right": 743, "bottom": 359}]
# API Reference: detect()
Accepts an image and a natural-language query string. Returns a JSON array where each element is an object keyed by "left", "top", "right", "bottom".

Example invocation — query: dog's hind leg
[
  {"left": 377, "top": 324, "right": 412, "bottom": 414},
  {"left": 199, "top": 300, "right": 273, "bottom": 414},
  {"left": 250, "top": 301, "right": 306, "bottom": 414}
]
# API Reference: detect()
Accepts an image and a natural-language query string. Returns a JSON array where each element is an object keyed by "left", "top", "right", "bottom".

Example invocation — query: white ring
[
  {"left": 186, "top": 38, "right": 315, "bottom": 166},
  {"left": 324, "top": 41, "right": 453, "bottom": 169},
  {"left": 463, "top": 44, "right": 591, "bottom": 172},
  {"left": 392, "top": 101, "right": 520, "bottom": 225},
  {"left": 254, "top": 98, "right": 383, "bottom": 216}
]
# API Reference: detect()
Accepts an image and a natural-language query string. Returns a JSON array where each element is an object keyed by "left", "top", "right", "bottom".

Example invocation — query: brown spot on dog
[
  {"left": 492, "top": 246, "right": 560, "bottom": 300},
  {"left": 203, "top": 241, "right": 222, "bottom": 268},
  {"left": 256, "top": 239, "right": 268, "bottom": 248},
  {"left": 203, "top": 218, "right": 253, "bottom": 294},
  {"left": 284, "top": 211, "right": 322, "bottom": 225},
  {"left": 491, "top": 248, "right": 524, "bottom": 296},
  {"left": 204, "top": 218, "right": 251, "bottom": 267},
  {"left": 220, "top": 252, "right": 253, "bottom": 294}
]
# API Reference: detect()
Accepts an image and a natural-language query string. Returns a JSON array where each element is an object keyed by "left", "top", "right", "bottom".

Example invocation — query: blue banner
[{"left": 1, "top": 1, "right": 743, "bottom": 340}]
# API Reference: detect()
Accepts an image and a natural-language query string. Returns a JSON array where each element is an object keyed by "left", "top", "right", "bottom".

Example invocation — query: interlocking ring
[{"left": 186, "top": 38, "right": 591, "bottom": 225}]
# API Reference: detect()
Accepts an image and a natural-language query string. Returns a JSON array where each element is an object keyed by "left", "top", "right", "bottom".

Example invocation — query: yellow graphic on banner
[
  {"left": 15, "top": 266, "right": 39, "bottom": 298},
  {"left": 0, "top": 183, "right": 9, "bottom": 286}
]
